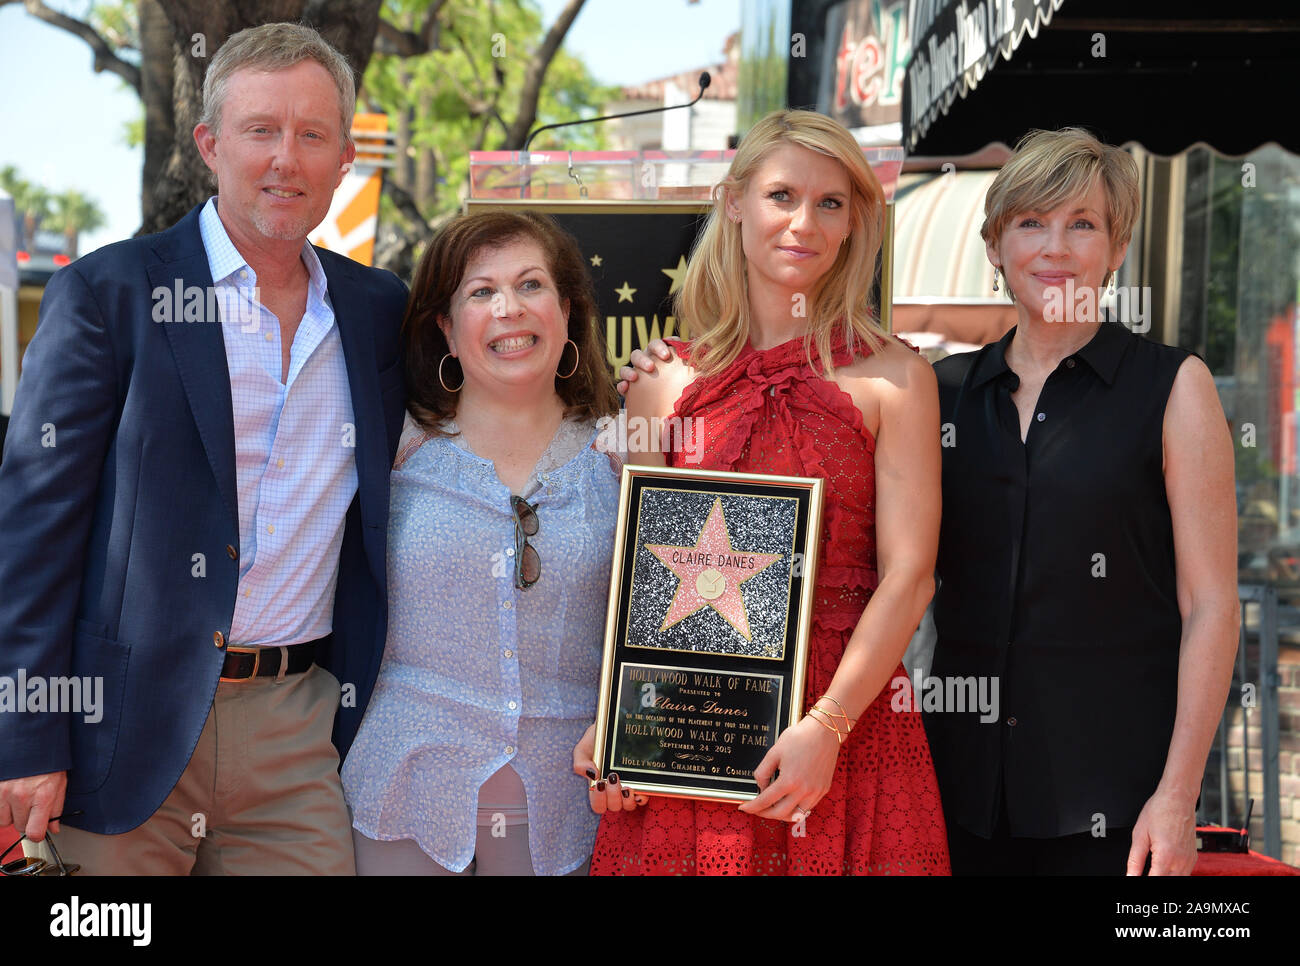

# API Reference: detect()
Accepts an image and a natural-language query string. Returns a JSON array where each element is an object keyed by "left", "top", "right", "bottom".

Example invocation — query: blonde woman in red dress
[{"left": 573, "top": 110, "right": 951, "bottom": 875}]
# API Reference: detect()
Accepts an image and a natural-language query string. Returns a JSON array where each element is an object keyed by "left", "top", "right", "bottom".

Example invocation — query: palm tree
[
  {"left": 0, "top": 165, "right": 22, "bottom": 200},
  {"left": 0, "top": 165, "right": 25, "bottom": 251},
  {"left": 18, "top": 186, "right": 53, "bottom": 254},
  {"left": 0, "top": 166, "right": 48, "bottom": 252},
  {"left": 49, "top": 190, "right": 106, "bottom": 260}
]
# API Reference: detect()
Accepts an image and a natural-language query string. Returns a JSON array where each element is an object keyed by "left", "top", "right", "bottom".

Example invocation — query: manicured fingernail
[
  {"left": 608, "top": 772, "right": 620, "bottom": 784},
  {"left": 622, "top": 788, "right": 630, "bottom": 798},
  {"left": 596, "top": 780, "right": 606, "bottom": 791},
  {"left": 585, "top": 769, "right": 596, "bottom": 780}
]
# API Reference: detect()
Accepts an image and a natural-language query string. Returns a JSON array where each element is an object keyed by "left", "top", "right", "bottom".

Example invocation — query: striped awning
[
  {"left": 893, "top": 169, "right": 999, "bottom": 298},
  {"left": 891, "top": 169, "right": 1017, "bottom": 349}
]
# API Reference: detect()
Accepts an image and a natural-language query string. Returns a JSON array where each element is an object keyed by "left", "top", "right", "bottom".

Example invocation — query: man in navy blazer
[{"left": 0, "top": 24, "right": 406, "bottom": 874}]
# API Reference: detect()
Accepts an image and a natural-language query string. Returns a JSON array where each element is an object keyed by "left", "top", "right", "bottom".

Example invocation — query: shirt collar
[
  {"left": 968, "top": 325, "right": 1017, "bottom": 389},
  {"left": 969, "top": 320, "right": 1130, "bottom": 389},
  {"left": 1072, "top": 319, "right": 1129, "bottom": 386},
  {"left": 198, "top": 196, "right": 329, "bottom": 304}
]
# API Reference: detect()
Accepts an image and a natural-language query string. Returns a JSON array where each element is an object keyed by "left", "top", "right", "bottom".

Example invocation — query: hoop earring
[
  {"left": 992, "top": 268, "right": 1000, "bottom": 292},
  {"left": 438, "top": 353, "right": 463, "bottom": 393},
  {"left": 556, "top": 339, "right": 579, "bottom": 379}
]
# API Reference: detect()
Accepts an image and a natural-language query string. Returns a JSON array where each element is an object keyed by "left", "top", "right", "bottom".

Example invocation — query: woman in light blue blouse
[{"left": 341, "top": 211, "right": 629, "bottom": 875}]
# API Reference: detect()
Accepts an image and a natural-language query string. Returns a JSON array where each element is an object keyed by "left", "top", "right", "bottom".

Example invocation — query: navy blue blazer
[{"left": 0, "top": 204, "right": 408, "bottom": 834}]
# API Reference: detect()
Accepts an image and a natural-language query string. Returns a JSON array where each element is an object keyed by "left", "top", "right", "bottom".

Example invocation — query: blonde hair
[
  {"left": 677, "top": 110, "right": 888, "bottom": 378},
  {"left": 201, "top": 23, "right": 356, "bottom": 147},
  {"left": 981, "top": 127, "right": 1140, "bottom": 275}
]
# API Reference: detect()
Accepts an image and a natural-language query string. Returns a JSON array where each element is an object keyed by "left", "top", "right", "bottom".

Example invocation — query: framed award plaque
[{"left": 593, "top": 464, "right": 824, "bottom": 802}]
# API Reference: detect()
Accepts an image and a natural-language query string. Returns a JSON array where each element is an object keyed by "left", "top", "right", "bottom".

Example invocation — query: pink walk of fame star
[{"left": 645, "top": 498, "right": 783, "bottom": 641}]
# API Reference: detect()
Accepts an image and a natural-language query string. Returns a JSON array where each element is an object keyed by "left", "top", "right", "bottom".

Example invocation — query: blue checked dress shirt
[{"left": 199, "top": 198, "right": 357, "bottom": 647}]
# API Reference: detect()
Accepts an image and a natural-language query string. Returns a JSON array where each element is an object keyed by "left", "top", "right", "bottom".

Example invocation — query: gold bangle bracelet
[
  {"left": 815, "top": 693, "right": 858, "bottom": 731},
  {"left": 806, "top": 708, "right": 844, "bottom": 745},
  {"left": 812, "top": 706, "right": 851, "bottom": 730},
  {"left": 818, "top": 693, "right": 851, "bottom": 719},
  {"left": 806, "top": 704, "right": 846, "bottom": 731},
  {"left": 812, "top": 702, "right": 851, "bottom": 732}
]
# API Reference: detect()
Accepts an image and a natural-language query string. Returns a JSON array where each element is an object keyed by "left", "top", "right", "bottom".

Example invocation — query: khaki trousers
[{"left": 25, "top": 663, "right": 354, "bottom": 875}]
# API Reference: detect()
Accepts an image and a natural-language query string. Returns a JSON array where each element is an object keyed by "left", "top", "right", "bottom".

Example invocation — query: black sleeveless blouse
[{"left": 926, "top": 320, "right": 1193, "bottom": 838}]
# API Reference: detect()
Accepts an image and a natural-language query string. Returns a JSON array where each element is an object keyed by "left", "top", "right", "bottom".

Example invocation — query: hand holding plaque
[
  {"left": 593, "top": 465, "right": 824, "bottom": 803},
  {"left": 737, "top": 711, "right": 842, "bottom": 823},
  {"left": 572, "top": 723, "right": 647, "bottom": 814}
]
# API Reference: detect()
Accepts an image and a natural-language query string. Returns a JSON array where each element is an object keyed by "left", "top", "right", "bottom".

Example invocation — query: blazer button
[
  {"left": 226, "top": 544, "right": 238, "bottom": 560},
  {"left": 1006, "top": 716, "right": 1017, "bottom": 727},
  {"left": 214, "top": 631, "right": 226, "bottom": 649}
]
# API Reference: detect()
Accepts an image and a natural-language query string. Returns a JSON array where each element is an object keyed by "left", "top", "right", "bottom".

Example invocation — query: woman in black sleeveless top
[{"left": 928, "top": 128, "right": 1239, "bottom": 875}]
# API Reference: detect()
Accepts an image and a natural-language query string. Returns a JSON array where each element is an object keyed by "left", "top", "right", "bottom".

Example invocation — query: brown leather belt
[{"left": 219, "top": 637, "right": 326, "bottom": 682}]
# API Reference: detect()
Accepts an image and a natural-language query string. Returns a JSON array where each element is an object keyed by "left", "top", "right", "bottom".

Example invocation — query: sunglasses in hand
[{"left": 1, "top": 812, "right": 84, "bottom": 876}]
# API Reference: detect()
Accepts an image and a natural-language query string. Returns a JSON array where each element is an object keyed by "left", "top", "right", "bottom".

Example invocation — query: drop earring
[{"left": 992, "top": 267, "right": 1000, "bottom": 292}]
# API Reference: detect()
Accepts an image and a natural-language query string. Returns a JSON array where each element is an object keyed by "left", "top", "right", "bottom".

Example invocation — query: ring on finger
[{"left": 791, "top": 805, "right": 814, "bottom": 823}]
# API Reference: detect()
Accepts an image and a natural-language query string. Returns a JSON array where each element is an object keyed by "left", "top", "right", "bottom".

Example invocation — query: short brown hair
[
  {"left": 201, "top": 23, "right": 356, "bottom": 145},
  {"left": 981, "top": 127, "right": 1140, "bottom": 250},
  {"left": 404, "top": 210, "right": 618, "bottom": 433}
]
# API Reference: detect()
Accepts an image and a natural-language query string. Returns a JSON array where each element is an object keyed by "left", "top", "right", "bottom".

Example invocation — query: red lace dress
[{"left": 590, "top": 333, "right": 951, "bottom": 875}]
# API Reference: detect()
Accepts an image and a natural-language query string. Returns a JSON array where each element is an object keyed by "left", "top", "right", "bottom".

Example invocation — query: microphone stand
[{"left": 519, "top": 72, "right": 712, "bottom": 198}]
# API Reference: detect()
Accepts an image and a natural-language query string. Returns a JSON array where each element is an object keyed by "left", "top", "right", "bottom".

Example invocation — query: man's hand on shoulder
[
  {"left": 623, "top": 350, "right": 693, "bottom": 420},
  {"left": 617, "top": 338, "right": 675, "bottom": 396}
]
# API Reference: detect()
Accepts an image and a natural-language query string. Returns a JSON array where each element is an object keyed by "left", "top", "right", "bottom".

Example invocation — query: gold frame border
[{"left": 594, "top": 463, "right": 825, "bottom": 803}]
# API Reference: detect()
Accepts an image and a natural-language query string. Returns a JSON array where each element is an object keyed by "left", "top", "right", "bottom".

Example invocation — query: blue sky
[{"left": 0, "top": 0, "right": 739, "bottom": 253}]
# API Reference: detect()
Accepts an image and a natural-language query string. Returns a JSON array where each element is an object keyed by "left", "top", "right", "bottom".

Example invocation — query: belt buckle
[{"left": 220, "top": 646, "right": 262, "bottom": 683}]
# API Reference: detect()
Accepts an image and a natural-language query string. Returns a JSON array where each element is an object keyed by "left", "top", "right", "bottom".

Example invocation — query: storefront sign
[{"left": 904, "top": 0, "right": 1066, "bottom": 151}]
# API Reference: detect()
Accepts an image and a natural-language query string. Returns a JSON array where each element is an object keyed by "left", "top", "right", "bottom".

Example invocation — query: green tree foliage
[
  {"left": 49, "top": 189, "right": 108, "bottom": 259},
  {"left": 0, "top": 165, "right": 106, "bottom": 256},
  {"left": 8, "top": 0, "right": 611, "bottom": 274},
  {"left": 2, "top": 166, "right": 52, "bottom": 250},
  {"left": 366, "top": 0, "right": 615, "bottom": 270},
  {"left": 89, "top": 0, "right": 139, "bottom": 51}
]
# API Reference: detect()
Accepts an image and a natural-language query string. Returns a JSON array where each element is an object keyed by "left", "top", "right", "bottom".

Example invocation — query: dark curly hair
[{"left": 403, "top": 209, "right": 618, "bottom": 434}]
